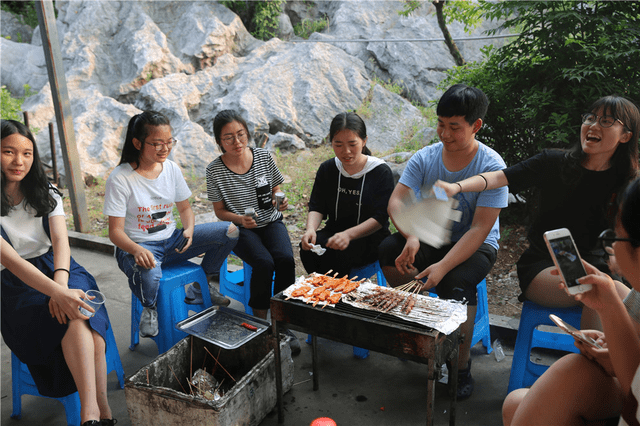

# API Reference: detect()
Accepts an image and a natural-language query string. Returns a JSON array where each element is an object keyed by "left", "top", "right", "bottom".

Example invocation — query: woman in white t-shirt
[
  {"left": 104, "top": 111, "right": 238, "bottom": 339},
  {"left": 503, "top": 176, "right": 640, "bottom": 426},
  {"left": 1, "top": 120, "right": 116, "bottom": 426}
]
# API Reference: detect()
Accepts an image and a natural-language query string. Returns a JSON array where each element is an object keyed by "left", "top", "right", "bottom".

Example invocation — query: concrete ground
[{"left": 1, "top": 243, "right": 530, "bottom": 426}]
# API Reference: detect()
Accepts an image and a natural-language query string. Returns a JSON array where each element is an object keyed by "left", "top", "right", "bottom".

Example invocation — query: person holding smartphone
[
  {"left": 104, "top": 111, "right": 238, "bottom": 339},
  {"left": 435, "top": 95, "right": 639, "bottom": 315},
  {"left": 503, "top": 176, "right": 640, "bottom": 426}
]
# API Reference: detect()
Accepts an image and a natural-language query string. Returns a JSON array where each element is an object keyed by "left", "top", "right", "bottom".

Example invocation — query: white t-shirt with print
[
  {"left": 0, "top": 190, "right": 65, "bottom": 269},
  {"left": 103, "top": 160, "right": 191, "bottom": 243}
]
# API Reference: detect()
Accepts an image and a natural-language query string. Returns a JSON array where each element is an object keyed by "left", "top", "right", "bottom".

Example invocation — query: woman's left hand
[
  {"left": 48, "top": 297, "right": 69, "bottom": 324},
  {"left": 326, "top": 231, "right": 351, "bottom": 251}
]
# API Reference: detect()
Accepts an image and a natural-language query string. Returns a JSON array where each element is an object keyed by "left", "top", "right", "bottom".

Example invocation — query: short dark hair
[
  {"left": 118, "top": 111, "right": 171, "bottom": 168},
  {"left": 1, "top": 119, "right": 59, "bottom": 217},
  {"left": 436, "top": 84, "right": 489, "bottom": 126},
  {"left": 620, "top": 176, "right": 640, "bottom": 247},
  {"left": 213, "top": 110, "right": 250, "bottom": 153},
  {"left": 329, "top": 112, "right": 371, "bottom": 155}
]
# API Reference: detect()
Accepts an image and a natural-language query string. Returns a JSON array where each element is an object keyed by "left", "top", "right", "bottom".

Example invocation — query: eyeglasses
[
  {"left": 221, "top": 131, "right": 248, "bottom": 146},
  {"left": 145, "top": 138, "right": 177, "bottom": 151},
  {"left": 581, "top": 113, "right": 626, "bottom": 129},
  {"left": 598, "top": 229, "right": 638, "bottom": 252}
]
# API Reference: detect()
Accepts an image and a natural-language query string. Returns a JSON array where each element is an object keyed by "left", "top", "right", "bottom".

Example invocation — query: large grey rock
[
  {"left": 0, "top": 10, "right": 33, "bottom": 43},
  {"left": 315, "top": 1, "right": 509, "bottom": 104},
  {"left": 0, "top": 38, "right": 48, "bottom": 97},
  {"left": 8, "top": 0, "right": 504, "bottom": 180},
  {"left": 364, "top": 84, "right": 430, "bottom": 154}
]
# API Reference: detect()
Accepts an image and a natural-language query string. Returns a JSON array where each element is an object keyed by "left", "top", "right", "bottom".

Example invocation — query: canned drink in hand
[
  {"left": 275, "top": 191, "right": 285, "bottom": 210},
  {"left": 244, "top": 207, "right": 257, "bottom": 221}
]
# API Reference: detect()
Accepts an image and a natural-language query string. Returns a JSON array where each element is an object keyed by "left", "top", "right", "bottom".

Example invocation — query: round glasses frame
[
  {"left": 145, "top": 138, "right": 177, "bottom": 151},
  {"left": 581, "top": 113, "right": 627, "bottom": 129},
  {"left": 222, "top": 131, "right": 249, "bottom": 146}
]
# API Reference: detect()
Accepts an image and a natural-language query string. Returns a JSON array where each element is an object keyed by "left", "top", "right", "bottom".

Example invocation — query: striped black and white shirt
[{"left": 206, "top": 148, "right": 284, "bottom": 228}]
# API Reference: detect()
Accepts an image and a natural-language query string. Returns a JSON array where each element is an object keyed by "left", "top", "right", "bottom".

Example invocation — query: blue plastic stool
[
  {"left": 306, "top": 261, "right": 388, "bottom": 359},
  {"left": 428, "top": 278, "right": 492, "bottom": 354},
  {"left": 507, "top": 301, "right": 582, "bottom": 393},
  {"left": 11, "top": 312, "right": 124, "bottom": 426},
  {"left": 218, "top": 256, "right": 274, "bottom": 316},
  {"left": 130, "top": 260, "right": 212, "bottom": 354}
]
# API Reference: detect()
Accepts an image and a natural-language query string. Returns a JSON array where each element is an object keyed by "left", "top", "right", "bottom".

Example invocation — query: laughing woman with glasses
[
  {"left": 104, "top": 111, "right": 238, "bottom": 338},
  {"left": 435, "top": 95, "right": 639, "bottom": 323},
  {"left": 206, "top": 110, "right": 298, "bottom": 352},
  {"left": 503, "top": 176, "right": 640, "bottom": 426}
]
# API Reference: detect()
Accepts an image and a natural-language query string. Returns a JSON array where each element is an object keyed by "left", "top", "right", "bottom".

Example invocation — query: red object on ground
[{"left": 310, "top": 417, "right": 337, "bottom": 426}]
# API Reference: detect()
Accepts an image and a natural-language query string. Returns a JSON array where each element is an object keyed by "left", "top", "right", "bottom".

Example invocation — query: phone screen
[{"left": 548, "top": 236, "right": 587, "bottom": 287}]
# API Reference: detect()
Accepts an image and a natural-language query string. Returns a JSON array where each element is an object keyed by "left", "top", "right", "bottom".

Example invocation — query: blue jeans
[
  {"left": 233, "top": 219, "right": 295, "bottom": 310},
  {"left": 116, "top": 222, "right": 238, "bottom": 307}
]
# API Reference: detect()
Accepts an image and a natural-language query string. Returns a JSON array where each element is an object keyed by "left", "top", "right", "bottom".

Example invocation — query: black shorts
[{"left": 378, "top": 233, "right": 497, "bottom": 305}]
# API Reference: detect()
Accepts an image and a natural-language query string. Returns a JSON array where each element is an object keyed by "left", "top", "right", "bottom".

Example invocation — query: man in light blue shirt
[{"left": 379, "top": 84, "right": 509, "bottom": 400}]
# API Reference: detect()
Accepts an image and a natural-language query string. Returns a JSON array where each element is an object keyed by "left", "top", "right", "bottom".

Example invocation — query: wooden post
[
  {"left": 48, "top": 122, "right": 59, "bottom": 185},
  {"left": 35, "top": 0, "right": 88, "bottom": 232}
]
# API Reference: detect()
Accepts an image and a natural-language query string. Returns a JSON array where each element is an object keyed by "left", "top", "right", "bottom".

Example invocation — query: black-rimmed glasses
[
  {"left": 145, "top": 138, "right": 177, "bottom": 151},
  {"left": 582, "top": 113, "right": 626, "bottom": 129},
  {"left": 598, "top": 229, "right": 637, "bottom": 252}
]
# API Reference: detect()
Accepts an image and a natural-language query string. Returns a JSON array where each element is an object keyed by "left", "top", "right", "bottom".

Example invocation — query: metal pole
[
  {"left": 48, "top": 122, "right": 59, "bottom": 185},
  {"left": 35, "top": 0, "right": 88, "bottom": 232}
]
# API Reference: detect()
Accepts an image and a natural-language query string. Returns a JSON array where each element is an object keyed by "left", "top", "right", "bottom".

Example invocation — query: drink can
[
  {"left": 275, "top": 191, "right": 285, "bottom": 210},
  {"left": 244, "top": 207, "right": 257, "bottom": 220}
]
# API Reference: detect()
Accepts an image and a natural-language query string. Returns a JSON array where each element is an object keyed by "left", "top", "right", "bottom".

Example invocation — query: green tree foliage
[
  {"left": 220, "top": 0, "right": 285, "bottom": 41},
  {"left": 443, "top": 1, "right": 640, "bottom": 167},
  {"left": 1, "top": 86, "right": 24, "bottom": 121}
]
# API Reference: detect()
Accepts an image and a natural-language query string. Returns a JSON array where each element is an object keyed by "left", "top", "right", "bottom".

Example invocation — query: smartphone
[
  {"left": 543, "top": 228, "right": 591, "bottom": 294},
  {"left": 549, "top": 314, "right": 603, "bottom": 349},
  {"left": 176, "top": 236, "right": 188, "bottom": 251}
]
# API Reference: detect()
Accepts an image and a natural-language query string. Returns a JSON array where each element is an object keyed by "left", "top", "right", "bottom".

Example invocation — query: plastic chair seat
[
  {"left": 428, "top": 278, "right": 492, "bottom": 354},
  {"left": 11, "top": 312, "right": 124, "bottom": 426},
  {"left": 219, "top": 254, "right": 276, "bottom": 316},
  {"left": 507, "top": 301, "right": 582, "bottom": 393},
  {"left": 130, "top": 260, "right": 212, "bottom": 354}
]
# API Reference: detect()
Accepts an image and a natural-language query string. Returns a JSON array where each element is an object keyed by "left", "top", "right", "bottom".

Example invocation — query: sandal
[{"left": 446, "top": 359, "right": 475, "bottom": 400}]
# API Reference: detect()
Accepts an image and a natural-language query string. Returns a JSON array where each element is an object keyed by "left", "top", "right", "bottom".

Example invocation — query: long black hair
[
  {"left": 329, "top": 112, "right": 371, "bottom": 155},
  {"left": 1, "top": 119, "right": 60, "bottom": 217},
  {"left": 118, "top": 111, "right": 171, "bottom": 169},
  {"left": 213, "top": 110, "right": 250, "bottom": 154},
  {"left": 564, "top": 95, "right": 640, "bottom": 187}
]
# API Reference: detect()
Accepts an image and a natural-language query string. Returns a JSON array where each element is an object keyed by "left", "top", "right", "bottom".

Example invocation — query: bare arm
[
  {"left": 301, "top": 211, "right": 324, "bottom": 250},
  {"left": 175, "top": 199, "right": 194, "bottom": 253},
  {"left": 575, "top": 266, "right": 640, "bottom": 393},
  {"left": 415, "top": 206, "right": 501, "bottom": 291},
  {"left": 1, "top": 237, "right": 92, "bottom": 319},
  {"left": 212, "top": 200, "right": 256, "bottom": 229},
  {"left": 434, "top": 170, "right": 508, "bottom": 198},
  {"left": 108, "top": 216, "right": 156, "bottom": 269},
  {"left": 48, "top": 215, "right": 73, "bottom": 323},
  {"left": 387, "top": 183, "right": 422, "bottom": 274},
  {"left": 326, "top": 218, "right": 382, "bottom": 251}
]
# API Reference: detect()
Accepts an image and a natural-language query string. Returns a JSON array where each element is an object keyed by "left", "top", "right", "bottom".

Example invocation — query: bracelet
[
  {"left": 455, "top": 182, "right": 462, "bottom": 193},
  {"left": 479, "top": 174, "right": 488, "bottom": 192},
  {"left": 53, "top": 268, "right": 70, "bottom": 275}
]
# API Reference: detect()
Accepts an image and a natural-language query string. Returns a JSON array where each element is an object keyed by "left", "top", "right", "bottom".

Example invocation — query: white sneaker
[{"left": 140, "top": 306, "right": 159, "bottom": 338}]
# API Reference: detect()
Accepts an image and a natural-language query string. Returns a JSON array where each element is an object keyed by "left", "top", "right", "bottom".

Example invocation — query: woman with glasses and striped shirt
[
  {"left": 435, "top": 95, "right": 639, "bottom": 321},
  {"left": 104, "top": 111, "right": 238, "bottom": 339},
  {"left": 206, "top": 111, "right": 296, "bottom": 327}
]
